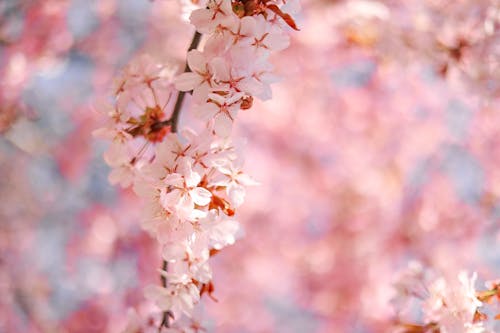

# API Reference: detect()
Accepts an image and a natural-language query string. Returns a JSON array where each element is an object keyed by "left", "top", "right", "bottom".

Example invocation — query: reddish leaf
[{"left": 267, "top": 4, "right": 299, "bottom": 31}]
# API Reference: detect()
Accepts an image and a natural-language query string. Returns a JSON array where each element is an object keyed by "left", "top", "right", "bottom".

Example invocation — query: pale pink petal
[
  {"left": 190, "top": 187, "right": 212, "bottom": 206},
  {"left": 219, "top": 0, "right": 233, "bottom": 15},
  {"left": 177, "top": 194, "right": 195, "bottom": 220},
  {"left": 160, "top": 189, "right": 182, "bottom": 210},
  {"left": 228, "top": 184, "right": 245, "bottom": 207},
  {"left": 187, "top": 50, "right": 206, "bottom": 72},
  {"left": 164, "top": 173, "right": 184, "bottom": 187},
  {"left": 236, "top": 172, "right": 260, "bottom": 186},
  {"left": 214, "top": 113, "right": 233, "bottom": 137},
  {"left": 226, "top": 92, "right": 245, "bottom": 104},
  {"left": 207, "top": 92, "right": 226, "bottom": 105},
  {"left": 240, "top": 16, "right": 257, "bottom": 36},
  {"left": 267, "top": 32, "right": 290, "bottom": 51},
  {"left": 211, "top": 219, "right": 240, "bottom": 248},
  {"left": 174, "top": 72, "right": 203, "bottom": 91},
  {"left": 162, "top": 242, "right": 186, "bottom": 261},
  {"left": 193, "top": 102, "right": 219, "bottom": 121},
  {"left": 239, "top": 77, "right": 264, "bottom": 96},
  {"left": 190, "top": 9, "right": 212, "bottom": 33},
  {"left": 211, "top": 57, "right": 230, "bottom": 81},
  {"left": 192, "top": 83, "right": 211, "bottom": 103},
  {"left": 181, "top": 161, "right": 201, "bottom": 188}
]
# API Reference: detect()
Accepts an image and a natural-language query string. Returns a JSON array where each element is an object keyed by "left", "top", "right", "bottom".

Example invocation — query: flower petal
[
  {"left": 190, "top": 187, "right": 212, "bottom": 206},
  {"left": 174, "top": 72, "right": 203, "bottom": 91},
  {"left": 214, "top": 113, "right": 233, "bottom": 137}
]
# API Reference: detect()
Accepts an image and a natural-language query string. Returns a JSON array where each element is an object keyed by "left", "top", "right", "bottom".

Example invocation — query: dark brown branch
[
  {"left": 158, "top": 30, "right": 202, "bottom": 332},
  {"left": 158, "top": 260, "right": 172, "bottom": 331},
  {"left": 170, "top": 31, "right": 202, "bottom": 134}
]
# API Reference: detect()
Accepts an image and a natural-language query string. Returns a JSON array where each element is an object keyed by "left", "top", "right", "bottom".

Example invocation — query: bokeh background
[{"left": 1, "top": 0, "right": 499, "bottom": 332}]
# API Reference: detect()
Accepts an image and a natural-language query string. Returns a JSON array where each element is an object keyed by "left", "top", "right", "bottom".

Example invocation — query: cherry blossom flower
[
  {"left": 174, "top": 50, "right": 216, "bottom": 103},
  {"left": 159, "top": 161, "right": 212, "bottom": 221},
  {"left": 190, "top": 0, "right": 235, "bottom": 34},
  {"left": 393, "top": 264, "right": 488, "bottom": 333},
  {"left": 193, "top": 92, "right": 244, "bottom": 137},
  {"left": 144, "top": 281, "right": 200, "bottom": 318}
]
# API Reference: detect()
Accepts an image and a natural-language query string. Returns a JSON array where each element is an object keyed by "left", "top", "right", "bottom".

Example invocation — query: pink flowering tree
[{"left": 1, "top": 0, "right": 500, "bottom": 332}]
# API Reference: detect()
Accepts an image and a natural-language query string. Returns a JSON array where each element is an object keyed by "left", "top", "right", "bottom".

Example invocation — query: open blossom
[
  {"left": 193, "top": 92, "right": 244, "bottom": 137},
  {"left": 393, "top": 264, "right": 488, "bottom": 333},
  {"left": 174, "top": 50, "right": 216, "bottom": 102},
  {"left": 190, "top": 0, "right": 235, "bottom": 34},
  {"left": 423, "top": 272, "right": 484, "bottom": 333},
  {"left": 212, "top": 159, "right": 260, "bottom": 207},
  {"left": 159, "top": 161, "right": 212, "bottom": 221},
  {"left": 144, "top": 281, "right": 200, "bottom": 318}
]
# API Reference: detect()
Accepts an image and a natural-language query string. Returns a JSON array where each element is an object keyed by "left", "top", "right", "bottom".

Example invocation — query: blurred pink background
[{"left": 1, "top": 0, "right": 499, "bottom": 332}]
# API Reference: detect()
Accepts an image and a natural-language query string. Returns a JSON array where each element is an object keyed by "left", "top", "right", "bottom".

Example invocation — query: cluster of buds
[{"left": 96, "top": 0, "right": 299, "bottom": 331}]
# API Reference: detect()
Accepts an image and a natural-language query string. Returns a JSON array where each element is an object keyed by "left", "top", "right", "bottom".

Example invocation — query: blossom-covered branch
[{"left": 95, "top": 0, "right": 299, "bottom": 331}]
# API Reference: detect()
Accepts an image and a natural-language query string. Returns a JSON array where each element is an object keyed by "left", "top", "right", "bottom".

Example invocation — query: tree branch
[
  {"left": 158, "top": 260, "right": 172, "bottom": 331},
  {"left": 170, "top": 30, "right": 202, "bottom": 134},
  {"left": 158, "top": 30, "right": 202, "bottom": 332}
]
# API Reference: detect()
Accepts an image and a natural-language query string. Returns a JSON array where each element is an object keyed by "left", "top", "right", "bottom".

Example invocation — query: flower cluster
[
  {"left": 328, "top": 0, "right": 500, "bottom": 98},
  {"left": 94, "top": 55, "right": 176, "bottom": 188},
  {"left": 95, "top": 0, "right": 299, "bottom": 330},
  {"left": 392, "top": 262, "right": 498, "bottom": 333},
  {"left": 174, "top": 0, "right": 300, "bottom": 137},
  {"left": 138, "top": 129, "right": 258, "bottom": 318}
]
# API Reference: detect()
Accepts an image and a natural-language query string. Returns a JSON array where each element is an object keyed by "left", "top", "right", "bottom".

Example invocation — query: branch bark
[{"left": 170, "top": 30, "right": 202, "bottom": 134}]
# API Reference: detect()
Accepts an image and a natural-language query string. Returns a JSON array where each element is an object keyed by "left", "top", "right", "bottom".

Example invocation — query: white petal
[
  {"left": 193, "top": 102, "right": 219, "bottom": 121},
  {"left": 192, "top": 82, "right": 211, "bottom": 103},
  {"left": 226, "top": 92, "right": 245, "bottom": 104},
  {"left": 174, "top": 72, "right": 203, "bottom": 91},
  {"left": 160, "top": 189, "right": 182, "bottom": 210},
  {"left": 237, "top": 172, "right": 260, "bottom": 186},
  {"left": 177, "top": 194, "right": 195, "bottom": 220},
  {"left": 164, "top": 173, "right": 184, "bottom": 187},
  {"left": 186, "top": 50, "right": 206, "bottom": 73},
  {"left": 211, "top": 57, "right": 230, "bottom": 81},
  {"left": 211, "top": 218, "right": 240, "bottom": 248},
  {"left": 182, "top": 162, "right": 201, "bottom": 188},
  {"left": 239, "top": 77, "right": 264, "bottom": 96},
  {"left": 190, "top": 9, "right": 212, "bottom": 33},
  {"left": 228, "top": 184, "right": 245, "bottom": 207},
  {"left": 240, "top": 16, "right": 257, "bottom": 36},
  {"left": 214, "top": 113, "right": 233, "bottom": 137},
  {"left": 219, "top": 0, "right": 233, "bottom": 15},
  {"left": 162, "top": 243, "right": 186, "bottom": 261},
  {"left": 190, "top": 187, "right": 212, "bottom": 206},
  {"left": 267, "top": 32, "right": 290, "bottom": 51}
]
